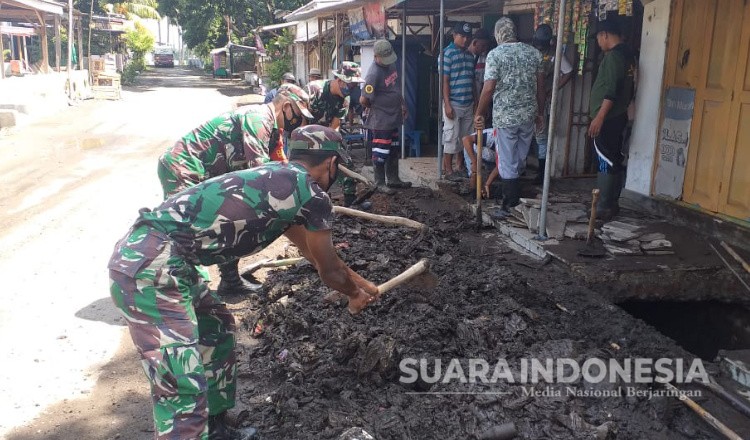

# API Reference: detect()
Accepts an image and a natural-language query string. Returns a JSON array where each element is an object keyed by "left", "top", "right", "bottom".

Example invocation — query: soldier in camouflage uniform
[
  {"left": 157, "top": 83, "right": 314, "bottom": 296},
  {"left": 306, "top": 62, "right": 365, "bottom": 206},
  {"left": 109, "top": 124, "right": 378, "bottom": 440},
  {"left": 475, "top": 18, "right": 544, "bottom": 216}
]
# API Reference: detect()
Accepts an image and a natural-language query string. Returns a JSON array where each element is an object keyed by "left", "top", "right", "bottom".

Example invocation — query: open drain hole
[{"left": 618, "top": 300, "right": 750, "bottom": 360}]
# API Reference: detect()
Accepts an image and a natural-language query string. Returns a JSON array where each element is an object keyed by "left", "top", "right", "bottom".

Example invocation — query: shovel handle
[
  {"left": 333, "top": 206, "right": 427, "bottom": 231},
  {"left": 338, "top": 164, "right": 372, "bottom": 185},
  {"left": 586, "top": 189, "right": 600, "bottom": 244},
  {"left": 377, "top": 259, "right": 430, "bottom": 296}
]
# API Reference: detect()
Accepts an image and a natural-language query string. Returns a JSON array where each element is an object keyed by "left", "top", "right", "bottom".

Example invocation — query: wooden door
[
  {"left": 719, "top": 3, "right": 750, "bottom": 219},
  {"left": 667, "top": 0, "right": 750, "bottom": 219}
]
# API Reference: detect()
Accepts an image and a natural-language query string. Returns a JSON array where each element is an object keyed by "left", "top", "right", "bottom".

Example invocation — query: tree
[
  {"left": 125, "top": 21, "right": 155, "bottom": 70},
  {"left": 109, "top": 0, "right": 161, "bottom": 20}
]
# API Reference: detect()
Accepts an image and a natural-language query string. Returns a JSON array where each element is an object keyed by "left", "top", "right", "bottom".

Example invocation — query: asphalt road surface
[{"left": 0, "top": 67, "right": 261, "bottom": 439}]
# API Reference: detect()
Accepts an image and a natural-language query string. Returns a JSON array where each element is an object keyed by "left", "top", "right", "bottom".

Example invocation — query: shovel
[
  {"left": 475, "top": 129, "right": 484, "bottom": 231},
  {"left": 577, "top": 188, "right": 607, "bottom": 258}
]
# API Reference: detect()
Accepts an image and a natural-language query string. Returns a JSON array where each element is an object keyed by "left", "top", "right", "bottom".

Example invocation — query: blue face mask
[{"left": 339, "top": 81, "right": 352, "bottom": 97}]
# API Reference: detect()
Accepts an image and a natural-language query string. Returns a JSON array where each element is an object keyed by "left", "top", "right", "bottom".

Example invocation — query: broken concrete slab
[
  {"left": 545, "top": 212, "right": 567, "bottom": 240},
  {"left": 638, "top": 232, "right": 667, "bottom": 242},
  {"left": 641, "top": 239, "right": 673, "bottom": 251},
  {"left": 565, "top": 224, "right": 589, "bottom": 239},
  {"left": 603, "top": 220, "right": 643, "bottom": 233},
  {"left": 526, "top": 207, "right": 540, "bottom": 233}
]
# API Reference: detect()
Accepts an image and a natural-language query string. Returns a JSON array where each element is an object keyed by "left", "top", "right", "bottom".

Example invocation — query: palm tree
[{"left": 110, "top": 0, "right": 160, "bottom": 20}]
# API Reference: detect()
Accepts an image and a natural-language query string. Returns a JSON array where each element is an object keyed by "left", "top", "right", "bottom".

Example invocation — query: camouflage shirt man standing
[
  {"left": 306, "top": 62, "right": 365, "bottom": 206},
  {"left": 157, "top": 84, "right": 314, "bottom": 296},
  {"left": 475, "top": 18, "right": 544, "bottom": 216},
  {"left": 109, "top": 125, "right": 378, "bottom": 440}
]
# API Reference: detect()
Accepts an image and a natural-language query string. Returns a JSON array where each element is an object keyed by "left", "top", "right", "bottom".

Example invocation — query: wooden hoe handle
[
  {"left": 377, "top": 259, "right": 430, "bottom": 295},
  {"left": 333, "top": 206, "right": 427, "bottom": 231}
]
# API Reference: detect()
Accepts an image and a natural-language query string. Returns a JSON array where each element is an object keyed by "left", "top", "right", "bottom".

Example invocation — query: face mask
[
  {"left": 283, "top": 105, "right": 303, "bottom": 133},
  {"left": 339, "top": 81, "right": 352, "bottom": 97},
  {"left": 325, "top": 157, "right": 339, "bottom": 192}
]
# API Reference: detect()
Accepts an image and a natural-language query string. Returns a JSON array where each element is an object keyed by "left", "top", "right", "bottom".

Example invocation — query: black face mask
[
  {"left": 325, "top": 157, "right": 339, "bottom": 192},
  {"left": 339, "top": 81, "right": 351, "bottom": 97},
  {"left": 283, "top": 105, "right": 303, "bottom": 133}
]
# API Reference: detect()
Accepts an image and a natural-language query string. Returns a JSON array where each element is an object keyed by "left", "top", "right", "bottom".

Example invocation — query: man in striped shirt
[{"left": 441, "top": 22, "right": 476, "bottom": 180}]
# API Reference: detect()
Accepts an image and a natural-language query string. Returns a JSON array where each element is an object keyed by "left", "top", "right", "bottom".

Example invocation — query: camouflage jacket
[
  {"left": 109, "top": 162, "right": 332, "bottom": 270},
  {"left": 306, "top": 80, "right": 349, "bottom": 127},
  {"left": 484, "top": 42, "right": 543, "bottom": 128},
  {"left": 162, "top": 103, "right": 285, "bottom": 180}
]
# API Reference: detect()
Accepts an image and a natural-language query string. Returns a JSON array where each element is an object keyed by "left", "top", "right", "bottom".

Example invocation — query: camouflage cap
[
  {"left": 288, "top": 125, "right": 351, "bottom": 163},
  {"left": 276, "top": 83, "right": 315, "bottom": 119},
  {"left": 332, "top": 61, "right": 365, "bottom": 83}
]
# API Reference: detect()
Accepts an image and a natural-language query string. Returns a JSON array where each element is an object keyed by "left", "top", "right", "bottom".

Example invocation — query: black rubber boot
[
  {"left": 386, "top": 155, "right": 412, "bottom": 189},
  {"left": 217, "top": 261, "right": 263, "bottom": 296},
  {"left": 534, "top": 159, "right": 546, "bottom": 184},
  {"left": 343, "top": 193, "right": 357, "bottom": 207},
  {"left": 596, "top": 172, "right": 620, "bottom": 221},
  {"left": 208, "top": 412, "right": 258, "bottom": 440},
  {"left": 501, "top": 178, "right": 521, "bottom": 210},
  {"left": 374, "top": 162, "right": 395, "bottom": 195}
]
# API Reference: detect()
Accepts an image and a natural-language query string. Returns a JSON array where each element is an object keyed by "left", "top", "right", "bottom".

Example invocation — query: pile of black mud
[{"left": 234, "top": 188, "right": 737, "bottom": 440}]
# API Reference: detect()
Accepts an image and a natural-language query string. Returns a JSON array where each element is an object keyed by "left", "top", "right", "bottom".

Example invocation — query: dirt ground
[{"left": 228, "top": 187, "right": 750, "bottom": 440}]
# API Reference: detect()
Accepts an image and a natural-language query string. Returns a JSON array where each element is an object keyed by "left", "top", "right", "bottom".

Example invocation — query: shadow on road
[
  {"left": 5, "top": 337, "right": 152, "bottom": 440},
  {"left": 75, "top": 297, "right": 125, "bottom": 326}
]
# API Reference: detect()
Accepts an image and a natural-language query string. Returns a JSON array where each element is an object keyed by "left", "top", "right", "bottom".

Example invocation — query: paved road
[{"left": 0, "top": 67, "right": 260, "bottom": 438}]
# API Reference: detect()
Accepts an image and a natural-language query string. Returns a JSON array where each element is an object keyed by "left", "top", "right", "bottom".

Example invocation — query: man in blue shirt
[{"left": 441, "top": 22, "right": 476, "bottom": 180}]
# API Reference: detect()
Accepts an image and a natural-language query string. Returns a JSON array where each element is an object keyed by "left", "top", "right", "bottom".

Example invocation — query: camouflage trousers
[
  {"left": 340, "top": 157, "right": 357, "bottom": 198},
  {"left": 108, "top": 226, "right": 236, "bottom": 439}
]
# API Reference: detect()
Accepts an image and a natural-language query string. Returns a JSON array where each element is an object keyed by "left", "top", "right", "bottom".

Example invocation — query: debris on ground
[{"left": 229, "top": 187, "right": 741, "bottom": 439}]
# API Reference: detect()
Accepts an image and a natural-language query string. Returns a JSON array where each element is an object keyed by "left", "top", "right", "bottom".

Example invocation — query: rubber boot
[
  {"left": 208, "top": 412, "right": 258, "bottom": 440},
  {"left": 534, "top": 159, "right": 546, "bottom": 184},
  {"left": 595, "top": 172, "right": 620, "bottom": 221},
  {"left": 374, "top": 162, "right": 395, "bottom": 195},
  {"left": 386, "top": 155, "right": 412, "bottom": 189},
  {"left": 217, "top": 261, "right": 263, "bottom": 296},
  {"left": 502, "top": 178, "right": 521, "bottom": 210},
  {"left": 343, "top": 193, "right": 357, "bottom": 207}
]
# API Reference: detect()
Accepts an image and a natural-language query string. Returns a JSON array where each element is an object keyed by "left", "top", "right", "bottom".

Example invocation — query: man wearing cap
[
  {"left": 360, "top": 39, "right": 411, "bottom": 192},
  {"left": 308, "top": 67, "right": 322, "bottom": 84},
  {"left": 111, "top": 124, "right": 377, "bottom": 440},
  {"left": 264, "top": 72, "right": 297, "bottom": 104},
  {"left": 475, "top": 18, "right": 544, "bottom": 216},
  {"left": 157, "top": 83, "right": 314, "bottom": 296},
  {"left": 588, "top": 19, "right": 635, "bottom": 220},
  {"left": 532, "top": 24, "right": 574, "bottom": 184},
  {"left": 441, "top": 22, "right": 476, "bottom": 181},
  {"left": 469, "top": 28, "right": 491, "bottom": 98},
  {"left": 306, "top": 61, "right": 365, "bottom": 206}
]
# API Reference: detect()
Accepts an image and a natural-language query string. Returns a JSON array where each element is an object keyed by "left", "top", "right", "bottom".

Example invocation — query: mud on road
[{"left": 229, "top": 188, "right": 741, "bottom": 440}]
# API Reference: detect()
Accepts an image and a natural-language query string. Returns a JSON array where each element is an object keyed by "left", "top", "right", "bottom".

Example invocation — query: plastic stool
[{"left": 405, "top": 130, "right": 423, "bottom": 157}]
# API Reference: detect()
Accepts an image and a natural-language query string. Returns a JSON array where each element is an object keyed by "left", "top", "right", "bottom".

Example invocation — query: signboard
[
  {"left": 348, "top": 7, "right": 371, "bottom": 40},
  {"left": 363, "top": 2, "right": 386, "bottom": 39},
  {"left": 653, "top": 87, "right": 696, "bottom": 199}
]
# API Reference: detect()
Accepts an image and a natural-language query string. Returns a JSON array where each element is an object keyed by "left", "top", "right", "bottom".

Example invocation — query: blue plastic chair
[{"left": 404, "top": 130, "right": 423, "bottom": 157}]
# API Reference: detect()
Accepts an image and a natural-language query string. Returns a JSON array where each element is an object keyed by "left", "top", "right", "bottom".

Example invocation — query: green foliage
[
  {"left": 265, "top": 30, "right": 293, "bottom": 86},
  {"left": 125, "top": 21, "right": 155, "bottom": 63},
  {"left": 163, "top": 0, "right": 306, "bottom": 50},
  {"left": 3, "top": 49, "right": 10, "bottom": 62},
  {"left": 121, "top": 61, "right": 140, "bottom": 85}
]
